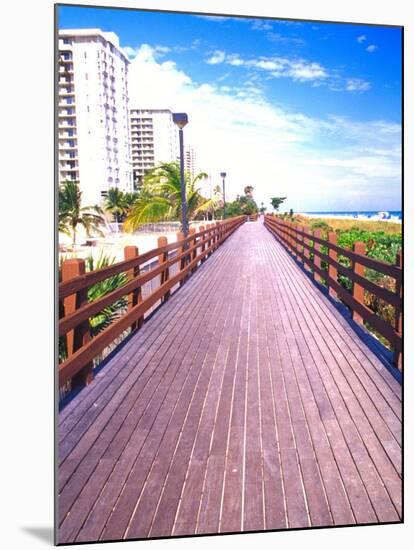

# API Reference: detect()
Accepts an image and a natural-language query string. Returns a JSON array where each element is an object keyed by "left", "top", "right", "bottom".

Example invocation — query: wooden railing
[
  {"left": 264, "top": 214, "right": 402, "bottom": 368},
  {"left": 59, "top": 216, "right": 246, "bottom": 389},
  {"left": 248, "top": 213, "right": 258, "bottom": 221}
]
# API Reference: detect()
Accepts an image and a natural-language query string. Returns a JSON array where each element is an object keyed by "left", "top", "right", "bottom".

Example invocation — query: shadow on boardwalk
[{"left": 57, "top": 221, "right": 402, "bottom": 544}]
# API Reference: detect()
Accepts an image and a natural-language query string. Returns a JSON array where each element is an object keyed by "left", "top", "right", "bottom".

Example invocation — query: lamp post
[
  {"left": 172, "top": 112, "right": 189, "bottom": 236},
  {"left": 220, "top": 171, "right": 227, "bottom": 219}
]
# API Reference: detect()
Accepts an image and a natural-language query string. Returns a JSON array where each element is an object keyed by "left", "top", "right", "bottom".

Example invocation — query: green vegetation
[
  {"left": 59, "top": 181, "right": 105, "bottom": 245},
  {"left": 86, "top": 253, "right": 128, "bottom": 336},
  {"left": 59, "top": 252, "right": 128, "bottom": 363},
  {"left": 104, "top": 187, "right": 127, "bottom": 232},
  {"left": 270, "top": 196, "right": 287, "bottom": 212},
  {"left": 124, "top": 161, "right": 210, "bottom": 231},
  {"left": 220, "top": 187, "right": 259, "bottom": 218},
  {"left": 272, "top": 213, "right": 402, "bottom": 349}
]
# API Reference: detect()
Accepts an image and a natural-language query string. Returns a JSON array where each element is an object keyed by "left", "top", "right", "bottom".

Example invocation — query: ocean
[{"left": 298, "top": 210, "right": 402, "bottom": 224}]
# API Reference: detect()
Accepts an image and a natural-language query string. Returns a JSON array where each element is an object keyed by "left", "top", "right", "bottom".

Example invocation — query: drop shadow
[{"left": 21, "top": 526, "right": 54, "bottom": 545}]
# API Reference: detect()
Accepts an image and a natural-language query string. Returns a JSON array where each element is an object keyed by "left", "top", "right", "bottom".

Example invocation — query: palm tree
[
  {"left": 104, "top": 187, "right": 127, "bottom": 233},
  {"left": 59, "top": 181, "right": 105, "bottom": 246},
  {"left": 124, "top": 162, "right": 209, "bottom": 232},
  {"left": 195, "top": 184, "right": 222, "bottom": 221},
  {"left": 244, "top": 185, "right": 254, "bottom": 198}
]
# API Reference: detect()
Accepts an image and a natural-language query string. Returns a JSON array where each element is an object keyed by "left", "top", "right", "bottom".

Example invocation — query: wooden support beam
[
  {"left": 352, "top": 241, "right": 366, "bottom": 324},
  {"left": 328, "top": 232, "right": 338, "bottom": 299},
  {"left": 313, "top": 229, "right": 322, "bottom": 283},
  {"left": 395, "top": 249, "right": 402, "bottom": 370},
  {"left": 124, "top": 245, "right": 143, "bottom": 331},
  {"left": 176, "top": 231, "right": 185, "bottom": 287},
  {"left": 61, "top": 258, "right": 93, "bottom": 387},
  {"left": 157, "top": 236, "right": 170, "bottom": 302},
  {"left": 199, "top": 225, "right": 206, "bottom": 263},
  {"left": 303, "top": 226, "right": 311, "bottom": 271}
]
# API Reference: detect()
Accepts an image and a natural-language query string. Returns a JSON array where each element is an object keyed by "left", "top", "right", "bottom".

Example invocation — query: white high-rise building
[
  {"left": 184, "top": 146, "right": 197, "bottom": 182},
  {"left": 129, "top": 109, "right": 179, "bottom": 185},
  {"left": 58, "top": 29, "right": 133, "bottom": 206}
]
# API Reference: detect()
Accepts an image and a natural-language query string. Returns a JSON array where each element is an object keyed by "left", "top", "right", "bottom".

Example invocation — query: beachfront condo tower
[
  {"left": 184, "top": 146, "right": 197, "bottom": 182},
  {"left": 129, "top": 108, "right": 180, "bottom": 186},
  {"left": 57, "top": 29, "right": 133, "bottom": 205}
]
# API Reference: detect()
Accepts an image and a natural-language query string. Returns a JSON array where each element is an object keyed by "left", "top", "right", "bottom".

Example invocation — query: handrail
[
  {"left": 58, "top": 216, "right": 246, "bottom": 388},
  {"left": 264, "top": 214, "right": 402, "bottom": 367}
]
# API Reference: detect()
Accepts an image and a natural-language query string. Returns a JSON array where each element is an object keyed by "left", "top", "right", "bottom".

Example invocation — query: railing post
[
  {"left": 61, "top": 258, "right": 93, "bottom": 387},
  {"left": 215, "top": 221, "right": 220, "bottom": 248},
  {"left": 189, "top": 227, "right": 197, "bottom": 273},
  {"left": 124, "top": 245, "right": 143, "bottom": 331},
  {"left": 290, "top": 222, "right": 295, "bottom": 253},
  {"left": 328, "top": 232, "right": 338, "bottom": 299},
  {"left": 313, "top": 229, "right": 322, "bottom": 283},
  {"left": 352, "top": 241, "right": 366, "bottom": 324},
  {"left": 176, "top": 230, "right": 186, "bottom": 286},
  {"left": 303, "top": 226, "right": 311, "bottom": 271},
  {"left": 296, "top": 225, "right": 302, "bottom": 262},
  {"left": 395, "top": 249, "right": 402, "bottom": 369},
  {"left": 199, "top": 225, "right": 205, "bottom": 263},
  {"left": 157, "top": 236, "right": 170, "bottom": 302}
]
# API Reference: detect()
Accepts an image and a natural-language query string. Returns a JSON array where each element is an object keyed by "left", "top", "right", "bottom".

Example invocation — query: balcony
[
  {"left": 60, "top": 153, "right": 78, "bottom": 161},
  {"left": 59, "top": 122, "right": 77, "bottom": 130},
  {"left": 59, "top": 65, "right": 74, "bottom": 75},
  {"left": 58, "top": 109, "right": 76, "bottom": 117},
  {"left": 59, "top": 88, "right": 75, "bottom": 97},
  {"left": 58, "top": 142, "right": 77, "bottom": 151}
]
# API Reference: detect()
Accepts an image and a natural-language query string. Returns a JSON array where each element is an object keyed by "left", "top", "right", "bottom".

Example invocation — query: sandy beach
[{"left": 58, "top": 221, "right": 210, "bottom": 265}]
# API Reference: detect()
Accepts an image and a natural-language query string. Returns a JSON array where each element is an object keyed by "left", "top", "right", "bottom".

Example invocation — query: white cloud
[
  {"left": 207, "top": 52, "right": 327, "bottom": 83},
  {"left": 123, "top": 44, "right": 171, "bottom": 60},
  {"left": 226, "top": 54, "right": 245, "bottom": 66},
  {"left": 251, "top": 20, "right": 273, "bottom": 31},
  {"left": 366, "top": 44, "right": 378, "bottom": 52},
  {"left": 288, "top": 61, "right": 327, "bottom": 80},
  {"left": 357, "top": 35, "right": 367, "bottom": 43},
  {"left": 346, "top": 78, "right": 371, "bottom": 92},
  {"left": 127, "top": 44, "right": 401, "bottom": 211},
  {"left": 205, "top": 50, "right": 226, "bottom": 64}
]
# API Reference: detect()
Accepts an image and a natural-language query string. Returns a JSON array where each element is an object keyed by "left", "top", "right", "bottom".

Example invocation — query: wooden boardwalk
[{"left": 57, "top": 221, "right": 402, "bottom": 544}]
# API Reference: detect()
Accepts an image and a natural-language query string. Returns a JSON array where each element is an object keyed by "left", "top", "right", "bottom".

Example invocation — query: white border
[{"left": 2, "top": 1, "right": 412, "bottom": 548}]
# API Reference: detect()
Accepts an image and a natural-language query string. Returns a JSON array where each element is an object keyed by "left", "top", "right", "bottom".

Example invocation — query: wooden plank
[
  {"left": 62, "top": 253, "right": 231, "bottom": 543},
  {"left": 267, "top": 234, "right": 401, "bottom": 519},
  {"left": 60, "top": 244, "right": 236, "bottom": 528},
  {"left": 58, "top": 220, "right": 401, "bottom": 544},
  {"left": 58, "top": 256, "right": 220, "bottom": 449}
]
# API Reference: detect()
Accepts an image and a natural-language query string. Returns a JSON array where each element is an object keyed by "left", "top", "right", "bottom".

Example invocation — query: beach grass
[{"left": 294, "top": 215, "right": 402, "bottom": 235}]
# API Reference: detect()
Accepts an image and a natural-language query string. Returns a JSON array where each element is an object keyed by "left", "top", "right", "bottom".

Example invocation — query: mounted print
[{"left": 55, "top": 3, "right": 403, "bottom": 545}]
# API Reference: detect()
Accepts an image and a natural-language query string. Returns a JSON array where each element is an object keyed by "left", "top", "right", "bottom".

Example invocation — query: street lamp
[
  {"left": 172, "top": 112, "right": 189, "bottom": 236},
  {"left": 220, "top": 171, "right": 227, "bottom": 219}
]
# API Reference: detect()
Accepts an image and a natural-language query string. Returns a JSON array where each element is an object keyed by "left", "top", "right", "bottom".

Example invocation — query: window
[
  {"left": 68, "top": 140, "right": 75, "bottom": 147},
  {"left": 67, "top": 130, "right": 74, "bottom": 136},
  {"left": 85, "top": 73, "right": 88, "bottom": 80},
  {"left": 69, "top": 152, "right": 75, "bottom": 158},
  {"left": 84, "top": 51, "right": 87, "bottom": 59},
  {"left": 63, "top": 38, "right": 70, "bottom": 44}
]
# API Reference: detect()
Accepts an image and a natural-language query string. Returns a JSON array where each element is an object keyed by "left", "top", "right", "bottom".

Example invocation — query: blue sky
[{"left": 58, "top": 5, "right": 402, "bottom": 212}]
